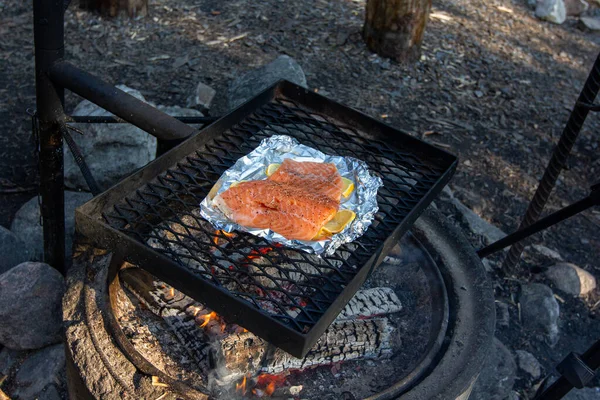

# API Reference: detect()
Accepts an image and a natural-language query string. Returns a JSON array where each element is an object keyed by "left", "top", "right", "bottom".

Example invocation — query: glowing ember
[
  {"left": 198, "top": 311, "right": 217, "bottom": 328},
  {"left": 170, "top": 287, "right": 175, "bottom": 297},
  {"left": 255, "top": 373, "right": 286, "bottom": 397},
  {"left": 235, "top": 376, "right": 247, "bottom": 395},
  {"left": 191, "top": 306, "right": 201, "bottom": 317},
  {"left": 213, "top": 229, "right": 235, "bottom": 245}
]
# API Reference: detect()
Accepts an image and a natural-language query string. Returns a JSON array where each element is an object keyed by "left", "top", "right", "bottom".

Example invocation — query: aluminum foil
[{"left": 200, "top": 135, "right": 383, "bottom": 255}]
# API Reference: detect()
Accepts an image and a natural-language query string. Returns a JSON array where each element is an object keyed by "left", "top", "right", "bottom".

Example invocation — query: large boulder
[
  {"left": 10, "top": 191, "right": 93, "bottom": 261},
  {"left": 0, "top": 225, "right": 33, "bottom": 275},
  {"left": 0, "top": 262, "right": 65, "bottom": 350},
  {"left": 535, "top": 0, "right": 567, "bottom": 24},
  {"left": 470, "top": 338, "right": 517, "bottom": 400},
  {"left": 12, "top": 343, "right": 65, "bottom": 399},
  {"left": 65, "top": 85, "right": 157, "bottom": 191},
  {"left": 545, "top": 262, "right": 597, "bottom": 296},
  {"left": 520, "top": 283, "right": 560, "bottom": 346},
  {"left": 0, "top": 347, "right": 24, "bottom": 375},
  {"left": 228, "top": 55, "right": 307, "bottom": 110}
]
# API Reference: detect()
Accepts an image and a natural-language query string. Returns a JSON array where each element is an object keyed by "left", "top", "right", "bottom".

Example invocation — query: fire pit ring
[{"left": 64, "top": 207, "right": 494, "bottom": 399}]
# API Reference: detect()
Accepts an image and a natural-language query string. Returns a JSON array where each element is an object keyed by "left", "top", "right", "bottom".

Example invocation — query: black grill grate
[{"left": 78, "top": 81, "right": 457, "bottom": 357}]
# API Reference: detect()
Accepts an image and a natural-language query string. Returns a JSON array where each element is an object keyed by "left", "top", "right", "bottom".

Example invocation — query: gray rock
[
  {"left": 545, "top": 263, "right": 597, "bottom": 296},
  {"left": 0, "top": 225, "right": 33, "bottom": 275},
  {"left": 580, "top": 16, "right": 600, "bottom": 30},
  {"left": 449, "top": 197, "right": 506, "bottom": 245},
  {"left": 470, "top": 338, "right": 517, "bottom": 400},
  {"left": 0, "top": 347, "right": 24, "bottom": 375},
  {"left": 228, "top": 55, "right": 307, "bottom": 109},
  {"left": 516, "top": 350, "right": 542, "bottom": 379},
  {"left": 531, "top": 244, "right": 563, "bottom": 261},
  {"left": 65, "top": 85, "right": 157, "bottom": 191},
  {"left": 535, "top": 0, "right": 567, "bottom": 24},
  {"left": 496, "top": 301, "right": 510, "bottom": 328},
  {"left": 10, "top": 191, "right": 93, "bottom": 261},
  {"left": 37, "top": 385, "right": 63, "bottom": 400},
  {"left": 186, "top": 81, "right": 216, "bottom": 110},
  {"left": 565, "top": 0, "right": 588, "bottom": 15},
  {"left": 520, "top": 283, "right": 560, "bottom": 346},
  {"left": 13, "top": 344, "right": 65, "bottom": 399},
  {"left": 0, "top": 262, "right": 65, "bottom": 349},
  {"left": 563, "top": 387, "right": 600, "bottom": 399}
]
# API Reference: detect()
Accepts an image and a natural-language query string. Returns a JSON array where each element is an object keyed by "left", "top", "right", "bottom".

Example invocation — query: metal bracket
[{"left": 556, "top": 353, "right": 596, "bottom": 389}]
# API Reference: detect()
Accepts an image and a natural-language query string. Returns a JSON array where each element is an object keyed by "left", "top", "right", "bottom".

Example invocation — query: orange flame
[
  {"left": 213, "top": 229, "right": 235, "bottom": 245},
  {"left": 235, "top": 376, "right": 247, "bottom": 395},
  {"left": 198, "top": 311, "right": 217, "bottom": 328},
  {"left": 256, "top": 374, "right": 286, "bottom": 397}
]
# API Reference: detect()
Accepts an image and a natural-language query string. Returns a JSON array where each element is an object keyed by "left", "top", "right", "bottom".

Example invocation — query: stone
[
  {"left": 0, "top": 262, "right": 65, "bottom": 350},
  {"left": 531, "top": 244, "right": 563, "bottom": 261},
  {"left": 515, "top": 350, "right": 542, "bottom": 379},
  {"left": 65, "top": 85, "right": 157, "bottom": 191},
  {"left": 0, "top": 225, "right": 33, "bottom": 275},
  {"left": 0, "top": 347, "right": 23, "bottom": 375},
  {"left": 228, "top": 55, "right": 307, "bottom": 109},
  {"left": 563, "top": 387, "right": 600, "bottom": 399},
  {"left": 565, "top": 0, "right": 588, "bottom": 15},
  {"left": 579, "top": 16, "right": 600, "bottom": 30},
  {"left": 520, "top": 283, "right": 560, "bottom": 346},
  {"left": 449, "top": 197, "right": 506, "bottom": 245},
  {"left": 470, "top": 338, "right": 517, "bottom": 400},
  {"left": 496, "top": 301, "right": 510, "bottom": 328},
  {"left": 10, "top": 191, "right": 93, "bottom": 261},
  {"left": 186, "top": 81, "right": 216, "bottom": 110},
  {"left": 545, "top": 263, "right": 597, "bottom": 296},
  {"left": 37, "top": 385, "right": 63, "bottom": 400},
  {"left": 535, "top": 0, "right": 567, "bottom": 24},
  {"left": 13, "top": 344, "right": 65, "bottom": 399}
]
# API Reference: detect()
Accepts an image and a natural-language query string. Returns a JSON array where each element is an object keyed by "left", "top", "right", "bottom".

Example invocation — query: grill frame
[{"left": 75, "top": 80, "right": 457, "bottom": 357}]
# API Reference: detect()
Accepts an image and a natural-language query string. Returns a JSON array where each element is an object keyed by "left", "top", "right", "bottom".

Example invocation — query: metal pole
[
  {"left": 478, "top": 191, "right": 598, "bottom": 258},
  {"left": 48, "top": 61, "right": 197, "bottom": 142},
  {"left": 68, "top": 115, "right": 219, "bottom": 124},
  {"left": 34, "top": 0, "right": 66, "bottom": 272},
  {"left": 502, "top": 52, "right": 600, "bottom": 272}
]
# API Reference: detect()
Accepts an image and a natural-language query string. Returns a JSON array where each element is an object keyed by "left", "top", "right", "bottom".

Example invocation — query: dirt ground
[{"left": 1, "top": 0, "right": 599, "bottom": 398}]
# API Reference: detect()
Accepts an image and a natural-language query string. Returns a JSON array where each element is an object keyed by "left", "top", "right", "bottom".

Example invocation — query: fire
[
  {"left": 191, "top": 306, "right": 201, "bottom": 316},
  {"left": 213, "top": 229, "right": 235, "bottom": 245},
  {"left": 198, "top": 311, "right": 217, "bottom": 328},
  {"left": 169, "top": 287, "right": 175, "bottom": 297},
  {"left": 235, "top": 376, "right": 247, "bottom": 396},
  {"left": 255, "top": 373, "right": 286, "bottom": 397},
  {"left": 246, "top": 247, "right": 274, "bottom": 260}
]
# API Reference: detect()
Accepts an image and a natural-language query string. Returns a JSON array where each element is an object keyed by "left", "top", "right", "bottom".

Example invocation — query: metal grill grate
[{"left": 77, "top": 81, "right": 457, "bottom": 357}]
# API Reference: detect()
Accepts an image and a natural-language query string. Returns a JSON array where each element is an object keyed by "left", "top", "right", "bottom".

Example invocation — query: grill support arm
[{"left": 48, "top": 61, "right": 198, "bottom": 149}]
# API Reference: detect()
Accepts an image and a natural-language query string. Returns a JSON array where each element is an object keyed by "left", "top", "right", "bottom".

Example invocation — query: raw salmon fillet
[
  {"left": 268, "top": 159, "right": 344, "bottom": 203},
  {"left": 214, "top": 180, "right": 338, "bottom": 241}
]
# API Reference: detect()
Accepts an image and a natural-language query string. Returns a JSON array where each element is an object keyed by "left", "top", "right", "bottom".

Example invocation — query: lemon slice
[
  {"left": 266, "top": 163, "right": 281, "bottom": 176},
  {"left": 322, "top": 210, "right": 356, "bottom": 235},
  {"left": 229, "top": 180, "right": 248, "bottom": 188},
  {"left": 311, "top": 228, "right": 331, "bottom": 241},
  {"left": 341, "top": 177, "right": 355, "bottom": 198},
  {"left": 207, "top": 181, "right": 222, "bottom": 200}
]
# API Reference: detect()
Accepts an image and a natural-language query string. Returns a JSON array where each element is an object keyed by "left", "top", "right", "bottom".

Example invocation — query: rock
[
  {"left": 579, "top": 16, "right": 600, "bottom": 30},
  {"left": 11, "top": 191, "right": 93, "bottom": 261},
  {"left": 516, "top": 350, "right": 542, "bottom": 379},
  {"left": 545, "top": 263, "right": 597, "bottom": 296},
  {"left": 563, "top": 387, "right": 600, "bottom": 399},
  {"left": 37, "top": 385, "right": 63, "bottom": 400},
  {"left": 0, "top": 262, "right": 65, "bottom": 350},
  {"left": 10, "top": 192, "right": 92, "bottom": 260},
  {"left": 228, "top": 55, "right": 307, "bottom": 109},
  {"left": 565, "top": 0, "right": 588, "bottom": 15},
  {"left": 470, "top": 338, "right": 517, "bottom": 400},
  {"left": 520, "top": 283, "right": 560, "bottom": 346},
  {"left": 449, "top": 197, "right": 506, "bottom": 245},
  {"left": 65, "top": 85, "right": 157, "bottom": 190},
  {"left": 535, "top": 0, "right": 567, "bottom": 24},
  {"left": 0, "top": 347, "right": 24, "bottom": 375},
  {"left": 186, "top": 81, "right": 216, "bottom": 110},
  {"left": 496, "top": 301, "right": 510, "bottom": 328},
  {"left": 13, "top": 344, "right": 65, "bottom": 399},
  {"left": 531, "top": 244, "right": 563, "bottom": 261},
  {"left": 0, "top": 225, "right": 33, "bottom": 275},
  {"left": 156, "top": 105, "right": 204, "bottom": 120}
]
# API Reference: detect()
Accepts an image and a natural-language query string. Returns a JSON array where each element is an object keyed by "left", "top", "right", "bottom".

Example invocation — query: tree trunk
[
  {"left": 363, "top": 0, "right": 432, "bottom": 63},
  {"left": 80, "top": 0, "right": 148, "bottom": 18}
]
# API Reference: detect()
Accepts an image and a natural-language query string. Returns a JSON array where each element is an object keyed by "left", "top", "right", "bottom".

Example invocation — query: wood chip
[{"left": 152, "top": 376, "right": 169, "bottom": 387}]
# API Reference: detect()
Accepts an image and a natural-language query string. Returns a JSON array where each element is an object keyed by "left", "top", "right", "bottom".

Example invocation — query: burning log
[{"left": 338, "top": 287, "right": 402, "bottom": 319}]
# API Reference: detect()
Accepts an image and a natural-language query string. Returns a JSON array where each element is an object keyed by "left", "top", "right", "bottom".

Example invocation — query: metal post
[
  {"left": 502, "top": 52, "right": 600, "bottom": 272},
  {"left": 34, "top": 0, "right": 66, "bottom": 272}
]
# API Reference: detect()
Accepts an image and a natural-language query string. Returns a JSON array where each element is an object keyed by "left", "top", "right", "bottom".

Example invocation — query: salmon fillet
[
  {"left": 214, "top": 180, "right": 338, "bottom": 241},
  {"left": 268, "top": 159, "right": 344, "bottom": 203}
]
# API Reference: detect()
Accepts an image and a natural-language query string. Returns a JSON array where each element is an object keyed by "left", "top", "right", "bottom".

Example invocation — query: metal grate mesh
[{"left": 102, "top": 98, "right": 449, "bottom": 334}]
